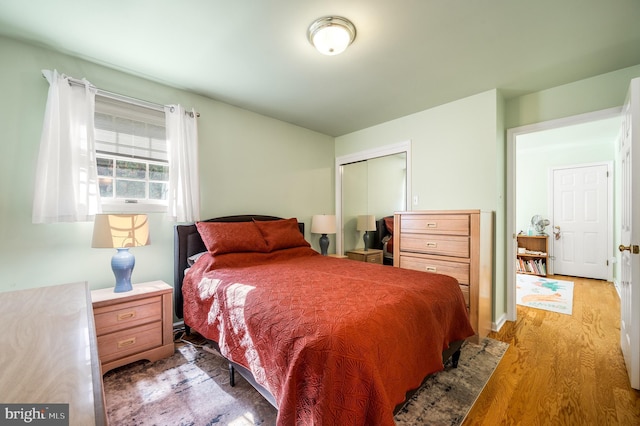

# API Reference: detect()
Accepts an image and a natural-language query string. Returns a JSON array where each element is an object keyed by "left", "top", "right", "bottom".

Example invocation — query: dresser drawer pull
[
  {"left": 426, "top": 222, "right": 437, "bottom": 228},
  {"left": 118, "top": 337, "right": 136, "bottom": 348},
  {"left": 117, "top": 311, "right": 136, "bottom": 321},
  {"left": 426, "top": 266, "right": 437, "bottom": 272},
  {"left": 426, "top": 242, "right": 437, "bottom": 248}
]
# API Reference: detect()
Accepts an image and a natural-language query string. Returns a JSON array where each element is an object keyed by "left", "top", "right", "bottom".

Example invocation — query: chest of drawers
[
  {"left": 91, "top": 281, "right": 174, "bottom": 374},
  {"left": 393, "top": 210, "right": 493, "bottom": 338}
]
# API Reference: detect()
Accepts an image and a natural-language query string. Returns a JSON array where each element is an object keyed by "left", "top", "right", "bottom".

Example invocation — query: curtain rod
[{"left": 41, "top": 70, "right": 200, "bottom": 118}]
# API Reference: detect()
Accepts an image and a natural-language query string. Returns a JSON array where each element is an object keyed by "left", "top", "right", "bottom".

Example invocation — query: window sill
[{"left": 101, "top": 202, "right": 167, "bottom": 214}]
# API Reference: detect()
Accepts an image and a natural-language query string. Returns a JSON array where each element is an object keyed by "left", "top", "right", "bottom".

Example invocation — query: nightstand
[
  {"left": 91, "top": 280, "right": 174, "bottom": 374},
  {"left": 346, "top": 248, "right": 384, "bottom": 264}
]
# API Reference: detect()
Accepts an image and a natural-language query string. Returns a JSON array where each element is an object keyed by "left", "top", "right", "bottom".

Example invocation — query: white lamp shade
[
  {"left": 357, "top": 215, "right": 377, "bottom": 232},
  {"left": 92, "top": 214, "right": 150, "bottom": 248},
  {"left": 311, "top": 214, "right": 336, "bottom": 234}
]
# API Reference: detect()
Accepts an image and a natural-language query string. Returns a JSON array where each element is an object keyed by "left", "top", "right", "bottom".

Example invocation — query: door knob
[{"left": 619, "top": 244, "right": 640, "bottom": 254}]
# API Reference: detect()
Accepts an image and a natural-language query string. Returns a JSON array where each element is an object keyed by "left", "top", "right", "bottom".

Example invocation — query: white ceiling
[{"left": 0, "top": 0, "right": 639, "bottom": 136}]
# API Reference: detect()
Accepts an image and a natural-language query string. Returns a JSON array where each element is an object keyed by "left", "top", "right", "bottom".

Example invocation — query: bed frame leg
[
  {"left": 451, "top": 348, "right": 461, "bottom": 368},
  {"left": 229, "top": 363, "right": 235, "bottom": 387}
]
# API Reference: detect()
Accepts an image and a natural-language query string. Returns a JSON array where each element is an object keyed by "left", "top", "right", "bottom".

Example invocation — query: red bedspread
[{"left": 183, "top": 246, "right": 474, "bottom": 425}]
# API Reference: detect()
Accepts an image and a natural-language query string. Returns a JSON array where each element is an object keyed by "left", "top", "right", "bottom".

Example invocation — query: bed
[{"left": 174, "top": 215, "right": 475, "bottom": 425}]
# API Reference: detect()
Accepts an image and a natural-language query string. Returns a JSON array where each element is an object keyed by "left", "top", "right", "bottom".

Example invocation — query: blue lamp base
[
  {"left": 111, "top": 248, "right": 135, "bottom": 293},
  {"left": 319, "top": 234, "right": 330, "bottom": 256},
  {"left": 363, "top": 231, "right": 371, "bottom": 251}
]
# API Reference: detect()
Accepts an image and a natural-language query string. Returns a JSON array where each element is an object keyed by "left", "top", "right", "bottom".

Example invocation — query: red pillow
[
  {"left": 196, "top": 221, "right": 269, "bottom": 255},
  {"left": 253, "top": 218, "right": 310, "bottom": 251},
  {"left": 384, "top": 216, "right": 394, "bottom": 234}
]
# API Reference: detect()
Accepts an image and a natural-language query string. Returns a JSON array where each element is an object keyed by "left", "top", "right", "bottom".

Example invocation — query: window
[{"left": 94, "top": 95, "right": 168, "bottom": 212}]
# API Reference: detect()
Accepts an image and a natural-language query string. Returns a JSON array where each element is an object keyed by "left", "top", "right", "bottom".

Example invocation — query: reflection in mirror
[{"left": 341, "top": 152, "right": 407, "bottom": 259}]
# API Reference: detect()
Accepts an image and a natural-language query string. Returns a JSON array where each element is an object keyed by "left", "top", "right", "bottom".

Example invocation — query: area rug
[
  {"left": 103, "top": 335, "right": 508, "bottom": 426},
  {"left": 516, "top": 273, "right": 574, "bottom": 315}
]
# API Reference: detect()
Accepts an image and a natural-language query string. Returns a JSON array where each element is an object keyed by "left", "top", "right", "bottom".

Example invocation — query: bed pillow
[
  {"left": 196, "top": 221, "right": 269, "bottom": 255},
  {"left": 253, "top": 218, "right": 310, "bottom": 251},
  {"left": 384, "top": 216, "right": 394, "bottom": 234}
]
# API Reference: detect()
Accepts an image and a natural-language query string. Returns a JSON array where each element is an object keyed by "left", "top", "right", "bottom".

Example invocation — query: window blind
[{"left": 94, "top": 95, "right": 167, "bottom": 163}]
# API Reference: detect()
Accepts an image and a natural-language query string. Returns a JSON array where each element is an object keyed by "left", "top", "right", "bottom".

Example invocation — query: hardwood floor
[{"left": 464, "top": 275, "right": 640, "bottom": 425}]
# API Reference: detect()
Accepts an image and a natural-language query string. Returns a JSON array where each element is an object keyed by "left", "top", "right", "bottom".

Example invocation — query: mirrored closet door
[{"left": 335, "top": 141, "right": 411, "bottom": 257}]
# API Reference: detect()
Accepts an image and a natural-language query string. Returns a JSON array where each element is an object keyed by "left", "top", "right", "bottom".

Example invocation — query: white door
[
  {"left": 552, "top": 164, "right": 609, "bottom": 279},
  {"left": 619, "top": 77, "right": 640, "bottom": 390}
]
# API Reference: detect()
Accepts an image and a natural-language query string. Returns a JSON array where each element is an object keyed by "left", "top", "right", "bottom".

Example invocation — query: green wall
[
  {"left": 2, "top": 32, "right": 640, "bottom": 330},
  {"left": 336, "top": 90, "right": 505, "bottom": 321},
  {"left": 336, "top": 65, "right": 640, "bottom": 329},
  {"left": 0, "top": 36, "right": 334, "bottom": 294}
]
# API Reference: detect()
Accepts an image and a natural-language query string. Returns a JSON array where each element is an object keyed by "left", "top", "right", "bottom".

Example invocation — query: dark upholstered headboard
[
  {"left": 174, "top": 215, "right": 304, "bottom": 319},
  {"left": 375, "top": 216, "right": 393, "bottom": 250}
]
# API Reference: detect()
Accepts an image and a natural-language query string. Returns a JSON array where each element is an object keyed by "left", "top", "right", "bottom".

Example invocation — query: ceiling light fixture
[{"left": 307, "top": 16, "right": 356, "bottom": 56}]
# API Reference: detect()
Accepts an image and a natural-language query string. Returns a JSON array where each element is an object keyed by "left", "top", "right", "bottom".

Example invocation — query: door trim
[
  {"left": 335, "top": 140, "right": 412, "bottom": 256},
  {"left": 547, "top": 161, "right": 613, "bottom": 280},
  {"left": 506, "top": 107, "right": 621, "bottom": 322}
]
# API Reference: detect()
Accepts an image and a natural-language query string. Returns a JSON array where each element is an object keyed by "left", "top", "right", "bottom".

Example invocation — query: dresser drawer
[
  {"left": 459, "top": 284, "right": 470, "bottom": 309},
  {"left": 399, "top": 234, "right": 469, "bottom": 258},
  {"left": 400, "top": 214, "right": 470, "bottom": 236},
  {"left": 94, "top": 296, "right": 161, "bottom": 335},
  {"left": 97, "top": 321, "right": 162, "bottom": 363},
  {"left": 399, "top": 255, "right": 470, "bottom": 285}
]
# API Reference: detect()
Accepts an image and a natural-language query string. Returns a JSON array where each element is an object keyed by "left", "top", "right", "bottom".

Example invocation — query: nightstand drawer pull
[
  {"left": 426, "top": 266, "right": 437, "bottom": 272},
  {"left": 426, "top": 242, "right": 437, "bottom": 248},
  {"left": 426, "top": 222, "right": 437, "bottom": 228},
  {"left": 118, "top": 337, "right": 136, "bottom": 348},
  {"left": 118, "top": 311, "right": 136, "bottom": 321}
]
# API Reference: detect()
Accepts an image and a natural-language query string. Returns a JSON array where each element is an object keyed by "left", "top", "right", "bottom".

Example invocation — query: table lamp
[
  {"left": 92, "top": 214, "right": 150, "bottom": 292},
  {"left": 357, "top": 215, "right": 376, "bottom": 251},
  {"left": 311, "top": 214, "right": 336, "bottom": 256}
]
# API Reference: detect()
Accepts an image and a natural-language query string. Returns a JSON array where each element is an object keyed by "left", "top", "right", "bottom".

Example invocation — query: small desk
[
  {"left": 346, "top": 248, "right": 384, "bottom": 264},
  {"left": 0, "top": 282, "right": 106, "bottom": 425}
]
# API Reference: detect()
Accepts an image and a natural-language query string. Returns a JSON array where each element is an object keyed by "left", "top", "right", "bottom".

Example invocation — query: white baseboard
[
  {"left": 613, "top": 279, "right": 621, "bottom": 298},
  {"left": 492, "top": 313, "right": 508, "bottom": 332}
]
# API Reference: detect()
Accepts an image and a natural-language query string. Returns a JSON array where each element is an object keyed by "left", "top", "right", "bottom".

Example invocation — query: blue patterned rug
[{"left": 103, "top": 335, "right": 507, "bottom": 425}]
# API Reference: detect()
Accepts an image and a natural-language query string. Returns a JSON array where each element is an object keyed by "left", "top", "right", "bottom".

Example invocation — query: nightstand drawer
[
  {"left": 399, "top": 256, "right": 470, "bottom": 285},
  {"left": 97, "top": 321, "right": 162, "bottom": 363},
  {"left": 94, "top": 296, "right": 161, "bottom": 335},
  {"left": 364, "top": 252, "right": 383, "bottom": 264},
  {"left": 399, "top": 234, "right": 469, "bottom": 258},
  {"left": 400, "top": 214, "right": 470, "bottom": 236}
]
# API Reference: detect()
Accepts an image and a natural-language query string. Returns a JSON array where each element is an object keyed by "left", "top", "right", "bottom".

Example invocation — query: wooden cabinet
[
  {"left": 516, "top": 235, "right": 548, "bottom": 276},
  {"left": 0, "top": 282, "right": 106, "bottom": 425},
  {"left": 92, "top": 281, "right": 174, "bottom": 374},
  {"left": 393, "top": 210, "right": 493, "bottom": 338},
  {"left": 346, "top": 248, "right": 384, "bottom": 264}
]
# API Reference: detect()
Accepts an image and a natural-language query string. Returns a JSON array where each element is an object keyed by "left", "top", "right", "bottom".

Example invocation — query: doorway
[{"left": 506, "top": 108, "right": 621, "bottom": 321}]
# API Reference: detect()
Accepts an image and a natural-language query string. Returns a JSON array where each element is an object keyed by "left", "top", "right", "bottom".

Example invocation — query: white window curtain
[
  {"left": 32, "top": 69, "right": 101, "bottom": 223},
  {"left": 164, "top": 105, "right": 200, "bottom": 222}
]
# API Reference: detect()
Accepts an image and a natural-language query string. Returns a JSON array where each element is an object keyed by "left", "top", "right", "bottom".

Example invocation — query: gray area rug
[{"left": 103, "top": 336, "right": 507, "bottom": 425}]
